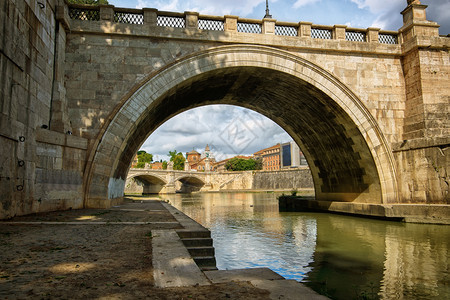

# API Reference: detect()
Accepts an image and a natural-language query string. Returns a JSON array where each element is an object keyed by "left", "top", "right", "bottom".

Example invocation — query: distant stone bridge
[{"left": 125, "top": 168, "right": 314, "bottom": 194}]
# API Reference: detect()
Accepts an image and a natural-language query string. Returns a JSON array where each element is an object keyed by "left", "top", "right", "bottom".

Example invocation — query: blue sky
[
  {"left": 108, "top": 0, "right": 449, "bottom": 32},
  {"left": 105, "top": 0, "right": 449, "bottom": 162}
]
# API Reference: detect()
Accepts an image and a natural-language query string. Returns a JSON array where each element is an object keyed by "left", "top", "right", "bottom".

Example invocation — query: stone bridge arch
[
  {"left": 84, "top": 45, "right": 398, "bottom": 207},
  {"left": 175, "top": 175, "right": 207, "bottom": 193},
  {"left": 126, "top": 173, "right": 168, "bottom": 195},
  {"left": 126, "top": 172, "right": 167, "bottom": 184}
]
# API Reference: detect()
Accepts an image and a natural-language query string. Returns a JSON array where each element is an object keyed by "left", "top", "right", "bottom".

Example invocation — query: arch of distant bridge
[{"left": 126, "top": 171, "right": 207, "bottom": 191}]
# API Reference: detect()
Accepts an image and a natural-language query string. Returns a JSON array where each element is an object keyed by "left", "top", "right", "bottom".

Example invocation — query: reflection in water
[{"left": 165, "top": 193, "right": 450, "bottom": 300}]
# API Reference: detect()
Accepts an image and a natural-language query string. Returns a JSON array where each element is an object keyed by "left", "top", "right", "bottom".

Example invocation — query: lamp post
[{"left": 264, "top": 0, "right": 272, "bottom": 18}]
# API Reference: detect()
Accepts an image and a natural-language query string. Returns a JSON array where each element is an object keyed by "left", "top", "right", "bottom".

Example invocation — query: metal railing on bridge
[{"left": 67, "top": 4, "right": 399, "bottom": 45}]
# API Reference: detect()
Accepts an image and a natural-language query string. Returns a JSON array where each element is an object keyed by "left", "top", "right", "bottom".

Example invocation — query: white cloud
[
  {"left": 423, "top": 0, "right": 450, "bottom": 34},
  {"left": 293, "top": 0, "right": 321, "bottom": 9},
  {"left": 350, "top": 0, "right": 403, "bottom": 14},
  {"left": 136, "top": 0, "right": 178, "bottom": 10},
  {"left": 140, "top": 105, "right": 291, "bottom": 162},
  {"left": 360, "top": 0, "right": 450, "bottom": 32},
  {"left": 136, "top": 0, "right": 267, "bottom": 16}
]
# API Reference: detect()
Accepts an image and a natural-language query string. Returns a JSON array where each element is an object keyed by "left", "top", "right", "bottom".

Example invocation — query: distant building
[
  {"left": 131, "top": 154, "right": 138, "bottom": 168},
  {"left": 186, "top": 145, "right": 216, "bottom": 171},
  {"left": 254, "top": 144, "right": 281, "bottom": 171},
  {"left": 186, "top": 149, "right": 201, "bottom": 166},
  {"left": 280, "top": 141, "right": 307, "bottom": 168},
  {"left": 148, "top": 161, "right": 164, "bottom": 170},
  {"left": 253, "top": 141, "right": 307, "bottom": 171}
]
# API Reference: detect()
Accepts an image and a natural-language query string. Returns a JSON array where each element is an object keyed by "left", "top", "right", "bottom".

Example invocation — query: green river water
[{"left": 162, "top": 192, "right": 449, "bottom": 300}]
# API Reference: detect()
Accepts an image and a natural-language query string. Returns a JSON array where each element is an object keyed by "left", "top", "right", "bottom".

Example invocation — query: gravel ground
[{"left": 0, "top": 200, "right": 270, "bottom": 299}]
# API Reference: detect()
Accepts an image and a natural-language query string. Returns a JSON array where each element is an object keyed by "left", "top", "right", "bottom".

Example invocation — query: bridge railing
[
  {"left": 114, "top": 7, "right": 144, "bottom": 25},
  {"left": 275, "top": 22, "right": 298, "bottom": 36},
  {"left": 67, "top": 4, "right": 399, "bottom": 45},
  {"left": 157, "top": 11, "right": 186, "bottom": 28},
  {"left": 237, "top": 18, "right": 263, "bottom": 34},
  {"left": 311, "top": 25, "right": 333, "bottom": 39},
  {"left": 379, "top": 30, "right": 399, "bottom": 44},
  {"left": 198, "top": 15, "right": 225, "bottom": 31}
]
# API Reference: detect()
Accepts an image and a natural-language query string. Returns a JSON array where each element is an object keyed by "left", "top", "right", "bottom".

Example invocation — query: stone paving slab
[
  {"left": 1, "top": 200, "right": 181, "bottom": 226},
  {"left": 1, "top": 221, "right": 179, "bottom": 225},
  {"left": 205, "top": 268, "right": 284, "bottom": 283},
  {"left": 251, "top": 279, "right": 329, "bottom": 300},
  {"left": 205, "top": 268, "right": 329, "bottom": 300}
]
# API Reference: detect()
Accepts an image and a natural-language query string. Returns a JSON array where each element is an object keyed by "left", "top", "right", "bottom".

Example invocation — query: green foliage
[
  {"left": 135, "top": 150, "right": 153, "bottom": 168},
  {"left": 135, "top": 161, "right": 145, "bottom": 168},
  {"left": 225, "top": 158, "right": 262, "bottom": 171},
  {"left": 168, "top": 150, "right": 178, "bottom": 159},
  {"left": 162, "top": 161, "right": 168, "bottom": 170},
  {"left": 169, "top": 150, "right": 185, "bottom": 171},
  {"left": 66, "top": 0, "right": 109, "bottom": 4},
  {"left": 254, "top": 157, "right": 263, "bottom": 170}
]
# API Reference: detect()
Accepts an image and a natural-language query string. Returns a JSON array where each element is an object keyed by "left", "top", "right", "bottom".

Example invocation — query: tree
[
  {"left": 66, "top": 0, "right": 109, "bottom": 4},
  {"left": 168, "top": 150, "right": 185, "bottom": 171},
  {"left": 135, "top": 151, "right": 153, "bottom": 168},
  {"left": 225, "top": 158, "right": 261, "bottom": 171}
]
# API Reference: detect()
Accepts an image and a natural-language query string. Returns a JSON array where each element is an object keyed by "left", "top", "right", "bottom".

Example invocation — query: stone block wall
[
  {"left": 34, "top": 128, "right": 87, "bottom": 211},
  {"left": 252, "top": 168, "right": 314, "bottom": 191},
  {"left": 0, "top": 0, "right": 56, "bottom": 218},
  {"left": 64, "top": 29, "right": 211, "bottom": 140},
  {"left": 216, "top": 171, "right": 254, "bottom": 191},
  {"left": 0, "top": 0, "right": 85, "bottom": 219}
]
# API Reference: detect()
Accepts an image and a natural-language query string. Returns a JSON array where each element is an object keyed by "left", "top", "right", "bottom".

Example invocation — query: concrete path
[{"left": 205, "top": 268, "right": 329, "bottom": 300}]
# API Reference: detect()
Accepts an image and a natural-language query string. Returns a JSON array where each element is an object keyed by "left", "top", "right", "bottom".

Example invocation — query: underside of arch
[
  {"left": 127, "top": 174, "right": 167, "bottom": 195},
  {"left": 131, "top": 174, "right": 167, "bottom": 186},
  {"left": 177, "top": 176, "right": 205, "bottom": 193},
  {"left": 86, "top": 45, "right": 397, "bottom": 207}
]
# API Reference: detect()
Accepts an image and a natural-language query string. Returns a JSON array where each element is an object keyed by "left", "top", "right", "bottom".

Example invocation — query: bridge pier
[{"left": 161, "top": 184, "right": 177, "bottom": 194}]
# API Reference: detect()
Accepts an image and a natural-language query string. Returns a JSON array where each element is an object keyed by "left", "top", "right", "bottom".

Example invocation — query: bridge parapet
[{"left": 66, "top": 4, "right": 399, "bottom": 45}]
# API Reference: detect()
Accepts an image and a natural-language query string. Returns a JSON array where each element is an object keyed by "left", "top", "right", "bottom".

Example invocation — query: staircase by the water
[{"left": 177, "top": 230, "right": 218, "bottom": 271}]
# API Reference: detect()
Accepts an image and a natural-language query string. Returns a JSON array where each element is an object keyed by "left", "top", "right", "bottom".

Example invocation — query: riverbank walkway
[{"left": 0, "top": 198, "right": 327, "bottom": 299}]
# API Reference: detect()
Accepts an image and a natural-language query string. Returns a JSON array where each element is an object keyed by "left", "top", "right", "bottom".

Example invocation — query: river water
[{"left": 163, "top": 192, "right": 449, "bottom": 300}]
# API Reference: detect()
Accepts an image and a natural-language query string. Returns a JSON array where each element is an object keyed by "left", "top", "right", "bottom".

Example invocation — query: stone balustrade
[{"left": 66, "top": 4, "right": 399, "bottom": 44}]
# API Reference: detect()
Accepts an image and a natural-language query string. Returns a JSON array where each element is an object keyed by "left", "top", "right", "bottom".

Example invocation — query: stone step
[
  {"left": 187, "top": 246, "right": 215, "bottom": 257},
  {"left": 181, "top": 237, "right": 213, "bottom": 247},
  {"left": 200, "top": 266, "right": 219, "bottom": 271},
  {"left": 177, "top": 230, "right": 211, "bottom": 239},
  {"left": 193, "top": 256, "right": 217, "bottom": 268},
  {"left": 152, "top": 230, "right": 210, "bottom": 287}
]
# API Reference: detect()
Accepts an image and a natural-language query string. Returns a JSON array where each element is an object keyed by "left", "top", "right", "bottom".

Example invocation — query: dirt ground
[{"left": 0, "top": 200, "right": 270, "bottom": 299}]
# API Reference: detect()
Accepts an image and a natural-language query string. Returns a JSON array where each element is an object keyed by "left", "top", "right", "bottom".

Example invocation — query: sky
[
  {"left": 141, "top": 105, "right": 291, "bottom": 163},
  {"left": 108, "top": 0, "right": 450, "bottom": 33},
  {"left": 106, "top": 0, "right": 450, "bottom": 162}
]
